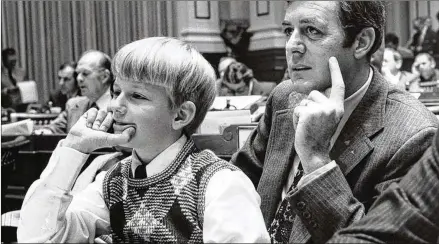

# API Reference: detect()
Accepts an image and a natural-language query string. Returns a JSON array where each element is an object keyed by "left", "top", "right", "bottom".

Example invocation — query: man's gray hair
[{"left": 112, "top": 37, "right": 217, "bottom": 135}]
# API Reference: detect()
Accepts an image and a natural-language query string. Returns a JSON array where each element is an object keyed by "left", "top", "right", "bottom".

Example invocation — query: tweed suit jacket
[
  {"left": 231, "top": 67, "right": 439, "bottom": 243},
  {"left": 46, "top": 96, "right": 92, "bottom": 134},
  {"left": 329, "top": 127, "right": 439, "bottom": 243}
]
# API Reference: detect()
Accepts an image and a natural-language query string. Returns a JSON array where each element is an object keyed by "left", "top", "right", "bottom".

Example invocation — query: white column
[
  {"left": 175, "top": 1, "right": 225, "bottom": 53},
  {"left": 248, "top": 1, "right": 285, "bottom": 51}
]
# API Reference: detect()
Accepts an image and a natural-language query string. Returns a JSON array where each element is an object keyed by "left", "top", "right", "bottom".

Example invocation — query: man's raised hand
[
  {"left": 62, "top": 108, "right": 135, "bottom": 154},
  {"left": 293, "top": 57, "right": 345, "bottom": 174}
]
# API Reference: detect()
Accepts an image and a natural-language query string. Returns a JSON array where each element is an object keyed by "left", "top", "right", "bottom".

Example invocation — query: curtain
[{"left": 1, "top": 1, "right": 174, "bottom": 103}]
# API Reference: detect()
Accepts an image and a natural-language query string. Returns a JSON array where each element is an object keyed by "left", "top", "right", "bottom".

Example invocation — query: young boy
[{"left": 18, "top": 37, "right": 269, "bottom": 243}]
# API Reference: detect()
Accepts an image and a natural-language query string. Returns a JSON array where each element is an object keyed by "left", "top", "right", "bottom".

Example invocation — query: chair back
[{"left": 17, "top": 81, "right": 38, "bottom": 104}]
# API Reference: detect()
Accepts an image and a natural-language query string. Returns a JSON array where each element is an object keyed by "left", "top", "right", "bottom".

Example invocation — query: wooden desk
[{"left": 8, "top": 112, "right": 60, "bottom": 130}]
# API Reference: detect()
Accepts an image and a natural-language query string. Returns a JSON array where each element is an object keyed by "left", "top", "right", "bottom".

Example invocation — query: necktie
[
  {"left": 268, "top": 163, "right": 304, "bottom": 243},
  {"left": 134, "top": 165, "right": 147, "bottom": 179},
  {"left": 8, "top": 69, "right": 16, "bottom": 86}
]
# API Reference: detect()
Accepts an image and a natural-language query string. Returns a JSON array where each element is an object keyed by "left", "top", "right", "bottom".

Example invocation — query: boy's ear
[{"left": 172, "top": 101, "right": 196, "bottom": 131}]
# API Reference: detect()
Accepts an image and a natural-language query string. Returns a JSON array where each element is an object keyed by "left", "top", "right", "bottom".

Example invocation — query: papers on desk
[
  {"left": 1, "top": 119, "right": 34, "bottom": 135},
  {"left": 198, "top": 110, "right": 251, "bottom": 134},
  {"left": 211, "top": 95, "right": 264, "bottom": 110}
]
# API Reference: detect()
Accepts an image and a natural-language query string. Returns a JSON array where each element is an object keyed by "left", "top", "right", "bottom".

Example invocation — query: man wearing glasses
[{"left": 37, "top": 50, "right": 113, "bottom": 134}]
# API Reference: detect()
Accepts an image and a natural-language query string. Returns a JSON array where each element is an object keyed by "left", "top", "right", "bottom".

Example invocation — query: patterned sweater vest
[{"left": 102, "top": 139, "right": 240, "bottom": 243}]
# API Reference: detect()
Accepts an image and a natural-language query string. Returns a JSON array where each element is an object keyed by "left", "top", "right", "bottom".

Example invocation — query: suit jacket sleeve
[
  {"left": 328, "top": 129, "right": 439, "bottom": 243},
  {"left": 45, "top": 100, "right": 70, "bottom": 134},
  {"left": 230, "top": 92, "right": 274, "bottom": 186},
  {"left": 287, "top": 126, "right": 437, "bottom": 243}
]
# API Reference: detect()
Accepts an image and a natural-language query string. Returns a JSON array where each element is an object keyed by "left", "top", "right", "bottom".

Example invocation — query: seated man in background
[
  {"left": 231, "top": 1, "right": 438, "bottom": 243},
  {"left": 407, "top": 52, "right": 439, "bottom": 92},
  {"left": 218, "top": 61, "right": 274, "bottom": 96},
  {"left": 381, "top": 48, "right": 416, "bottom": 91},
  {"left": 1, "top": 48, "right": 27, "bottom": 111},
  {"left": 18, "top": 37, "right": 269, "bottom": 243},
  {"left": 329, "top": 126, "right": 439, "bottom": 243},
  {"left": 35, "top": 50, "right": 113, "bottom": 134},
  {"left": 47, "top": 62, "right": 80, "bottom": 111}
]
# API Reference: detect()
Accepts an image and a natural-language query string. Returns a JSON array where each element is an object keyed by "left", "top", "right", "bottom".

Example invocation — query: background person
[
  {"left": 381, "top": 48, "right": 415, "bottom": 91},
  {"left": 47, "top": 62, "right": 80, "bottom": 111},
  {"left": 35, "top": 50, "right": 113, "bottom": 134},
  {"left": 407, "top": 52, "right": 439, "bottom": 92},
  {"left": 218, "top": 61, "right": 269, "bottom": 96},
  {"left": 1, "top": 48, "right": 27, "bottom": 110}
]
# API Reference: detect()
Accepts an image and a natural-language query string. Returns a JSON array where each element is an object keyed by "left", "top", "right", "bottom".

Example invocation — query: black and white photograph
[{"left": 1, "top": 1, "right": 439, "bottom": 243}]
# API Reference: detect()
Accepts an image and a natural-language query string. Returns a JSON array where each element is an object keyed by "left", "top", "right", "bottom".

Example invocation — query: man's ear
[
  {"left": 100, "top": 69, "right": 111, "bottom": 84},
  {"left": 353, "top": 27, "right": 376, "bottom": 60},
  {"left": 172, "top": 101, "right": 196, "bottom": 131}
]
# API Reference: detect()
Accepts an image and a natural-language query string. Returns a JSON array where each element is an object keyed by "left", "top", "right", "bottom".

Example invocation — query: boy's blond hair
[{"left": 112, "top": 37, "right": 217, "bottom": 135}]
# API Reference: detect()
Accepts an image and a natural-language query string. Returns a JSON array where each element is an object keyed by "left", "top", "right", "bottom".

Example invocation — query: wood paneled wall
[{"left": 1, "top": 1, "right": 174, "bottom": 102}]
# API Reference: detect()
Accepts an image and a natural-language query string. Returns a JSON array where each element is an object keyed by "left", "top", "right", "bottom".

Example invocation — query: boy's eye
[{"left": 132, "top": 93, "right": 147, "bottom": 100}]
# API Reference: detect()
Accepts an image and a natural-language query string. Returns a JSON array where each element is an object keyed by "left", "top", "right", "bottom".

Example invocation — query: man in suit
[
  {"left": 408, "top": 53, "right": 439, "bottom": 92},
  {"left": 36, "top": 50, "right": 113, "bottom": 134},
  {"left": 1, "top": 48, "right": 27, "bottom": 110},
  {"left": 231, "top": 1, "right": 439, "bottom": 243},
  {"left": 329, "top": 127, "right": 439, "bottom": 243},
  {"left": 47, "top": 62, "right": 80, "bottom": 111}
]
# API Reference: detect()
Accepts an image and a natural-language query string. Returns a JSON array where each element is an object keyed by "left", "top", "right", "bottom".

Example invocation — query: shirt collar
[
  {"left": 130, "top": 135, "right": 188, "bottom": 177},
  {"left": 330, "top": 67, "right": 373, "bottom": 148},
  {"left": 95, "top": 88, "right": 111, "bottom": 111}
]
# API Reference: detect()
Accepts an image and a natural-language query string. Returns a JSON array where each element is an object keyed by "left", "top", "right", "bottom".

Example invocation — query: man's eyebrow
[
  {"left": 281, "top": 20, "right": 291, "bottom": 26},
  {"left": 300, "top": 17, "right": 327, "bottom": 25}
]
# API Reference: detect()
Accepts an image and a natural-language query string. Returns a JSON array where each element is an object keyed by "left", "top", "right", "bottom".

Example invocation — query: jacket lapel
[
  {"left": 257, "top": 92, "right": 306, "bottom": 227},
  {"left": 330, "top": 67, "right": 387, "bottom": 176}
]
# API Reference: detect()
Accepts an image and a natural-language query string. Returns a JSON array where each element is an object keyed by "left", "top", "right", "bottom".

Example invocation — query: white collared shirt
[
  {"left": 281, "top": 68, "right": 373, "bottom": 201},
  {"left": 130, "top": 136, "right": 188, "bottom": 178},
  {"left": 18, "top": 136, "right": 270, "bottom": 243}
]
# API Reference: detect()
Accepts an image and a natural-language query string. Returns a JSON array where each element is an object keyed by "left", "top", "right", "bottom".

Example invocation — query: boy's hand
[
  {"left": 63, "top": 108, "right": 135, "bottom": 154},
  {"left": 293, "top": 57, "right": 345, "bottom": 174}
]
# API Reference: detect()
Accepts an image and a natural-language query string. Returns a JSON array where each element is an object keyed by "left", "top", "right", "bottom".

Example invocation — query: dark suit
[
  {"left": 48, "top": 89, "right": 81, "bottom": 111},
  {"left": 46, "top": 96, "right": 94, "bottom": 134},
  {"left": 231, "top": 67, "right": 439, "bottom": 243},
  {"left": 329, "top": 127, "right": 439, "bottom": 243}
]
